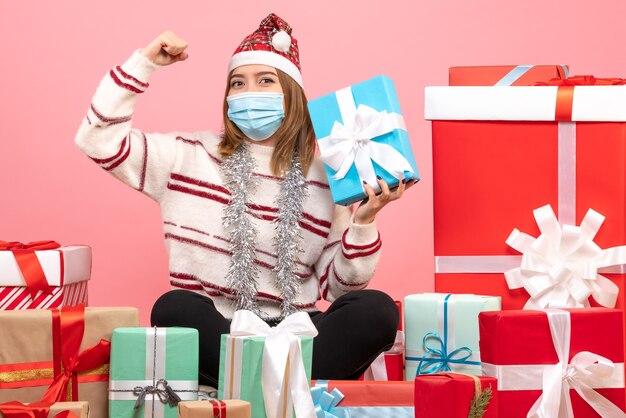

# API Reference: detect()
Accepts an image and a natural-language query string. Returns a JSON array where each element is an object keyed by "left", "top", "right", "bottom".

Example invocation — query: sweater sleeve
[
  {"left": 314, "top": 205, "right": 382, "bottom": 302},
  {"left": 74, "top": 49, "right": 178, "bottom": 202}
]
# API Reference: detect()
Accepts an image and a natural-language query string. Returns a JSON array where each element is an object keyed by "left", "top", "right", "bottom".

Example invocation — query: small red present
[
  {"left": 414, "top": 373, "right": 497, "bottom": 418},
  {"left": 361, "top": 300, "right": 404, "bottom": 381},
  {"left": 479, "top": 308, "right": 625, "bottom": 417}
]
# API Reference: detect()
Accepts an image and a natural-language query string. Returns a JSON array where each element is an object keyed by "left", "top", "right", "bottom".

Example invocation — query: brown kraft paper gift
[{"left": 0, "top": 307, "right": 138, "bottom": 418}]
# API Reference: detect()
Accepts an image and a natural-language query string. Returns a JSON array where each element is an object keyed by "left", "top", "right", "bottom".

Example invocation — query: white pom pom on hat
[
  {"left": 271, "top": 30, "right": 292, "bottom": 52},
  {"left": 228, "top": 13, "right": 304, "bottom": 88}
]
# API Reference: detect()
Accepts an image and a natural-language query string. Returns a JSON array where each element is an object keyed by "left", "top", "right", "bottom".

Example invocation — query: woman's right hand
[{"left": 140, "top": 31, "right": 189, "bottom": 66}]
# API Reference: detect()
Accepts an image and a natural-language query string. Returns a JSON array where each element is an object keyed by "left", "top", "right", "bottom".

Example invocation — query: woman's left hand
[{"left": 353, "top": 177, "right": 417, "bottom": 224}]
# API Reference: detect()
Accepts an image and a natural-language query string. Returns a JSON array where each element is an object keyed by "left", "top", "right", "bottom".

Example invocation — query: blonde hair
[{"left": 218, "top": 69, "right": 316, "bottom": 177}]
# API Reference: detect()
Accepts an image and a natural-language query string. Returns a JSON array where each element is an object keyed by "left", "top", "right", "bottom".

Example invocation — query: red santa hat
[{"left": 228, "top": 13, "right": 303, "bottom": 88}]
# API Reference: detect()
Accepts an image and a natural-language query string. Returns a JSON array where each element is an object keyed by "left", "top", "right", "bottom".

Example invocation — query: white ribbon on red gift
[
  {"left": 435, "top": 121, "right": 626, "bottom": 308},
  {"left": 504, "top": 205, "right": 626, "bottom": 309},
  {"left": 363, "top": 330, "right": 404, "bottom": 381},
  {"left": 230, "top": 310, "right": 318, "bottom": 418},
  {"left": 482, "top": 309, "right": 626, "bottom": 417},
  {"left": 316, "top": 86, "right": 414, "bottom": 193}
]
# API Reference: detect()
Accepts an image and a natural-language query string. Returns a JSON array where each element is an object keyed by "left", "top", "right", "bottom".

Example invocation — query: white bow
[
  {"left": 527, "top": 309, "right": 626, "bottom": 418},
  {"left": 230, "top": 310, "right": 318, "bottom": 418},
  {"left": 505, "top": 205, "right": 624, "bottom": 309},
  {"left": 317, "top": 86, "right": 414, "bottom": 193}
]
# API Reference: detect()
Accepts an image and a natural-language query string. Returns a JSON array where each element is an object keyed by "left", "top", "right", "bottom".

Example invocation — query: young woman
[{"left": 75, "top": 14, "right": 415, "bottom": 387}]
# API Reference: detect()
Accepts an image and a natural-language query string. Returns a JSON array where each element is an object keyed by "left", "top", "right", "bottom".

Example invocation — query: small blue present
[{"left": 308, "top": 75, "right": 420, "bottom": 206}]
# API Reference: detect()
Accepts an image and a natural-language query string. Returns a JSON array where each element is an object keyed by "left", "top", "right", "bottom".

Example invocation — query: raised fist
[{"left": 140, "top": 30, "right": 189, "bottom": 66}]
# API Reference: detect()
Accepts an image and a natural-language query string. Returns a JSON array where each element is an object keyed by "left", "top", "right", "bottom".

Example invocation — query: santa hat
[{"left": 228, "top": 13, "right": 303, "bottom": 88}]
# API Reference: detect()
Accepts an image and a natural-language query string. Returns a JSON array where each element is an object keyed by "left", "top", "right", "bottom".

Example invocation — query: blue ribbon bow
[
  {"left": 311, "top": 382, "right": 345, "bottom": 418},
  {"left": 415, "top": 332, "right": 476, "bottom": 374},
  {"left": 406, "top": 294, "right": 481, "bottom": 376}
]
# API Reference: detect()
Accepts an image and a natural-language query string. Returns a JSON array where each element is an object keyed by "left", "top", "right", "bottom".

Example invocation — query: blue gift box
[{"left": 307, "top": 75, "right": 420, "bottom": 206}]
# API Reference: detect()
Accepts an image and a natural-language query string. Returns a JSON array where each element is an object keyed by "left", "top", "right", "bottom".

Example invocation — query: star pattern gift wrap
[
  {"left": 307, "top": 75, "right": 419, "bottom": 206},
  {"left": 310, "top": 380, "right": 414, "bottom": 417},
  {"left": 449, "top": 64, "right": 568, "bottom": 86},
  {"left": 479, "top": 308, "right": 626, "bottom": 417},
  {"left": 426, "top": 77, "right": 626, "bottom": 313},
  {"left": 0, "top": 242, "right": 90, "bottom": 310},
  {"left": 0, "top": 401, "right": 89, "bottom": 418},
  {"left": 0, "top": 306, "right": 139, "bottom": 418},
  {"left": 218, "top": 311, "right": 316, "bottom": 418},
  {"left": 404, "top": 293, "right": 500, "bottom": 379},
  {"left": 414, "top": 373, "right": 498, "bottom": 418},
  {"left": 108, "top": 327, "right": 199, "bottom": 418},
  {"left": 178, "top": 400, "right": 251, "bottom": 418}
]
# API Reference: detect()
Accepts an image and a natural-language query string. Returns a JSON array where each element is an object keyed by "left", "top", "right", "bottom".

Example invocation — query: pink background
[{"left": 2, "top": 1, "right": 625, "bottom": 324}]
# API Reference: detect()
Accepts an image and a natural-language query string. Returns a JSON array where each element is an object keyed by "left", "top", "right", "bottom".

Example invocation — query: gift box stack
[
  {"left": 416, "top": 64, "right": 626, "bottom": 417},
  {"left": 0, "top": 242, "right": 253, "bottom": 418},
  {"left": 306, "top": 66, "right": 626, "bottom": 417},
  {"left": 9, "top": 65, "right": 626, "bottom": 418}
]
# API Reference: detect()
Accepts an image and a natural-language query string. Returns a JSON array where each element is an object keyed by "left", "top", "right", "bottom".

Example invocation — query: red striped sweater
[{"left": 75, "top": 50, "right": 382, "bottom": 319}]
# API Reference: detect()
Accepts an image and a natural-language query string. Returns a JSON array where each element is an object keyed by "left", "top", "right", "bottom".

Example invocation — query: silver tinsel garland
[
  {"left": 222, "top": 144, "right": 261, "bottom": 314},
  {"left": 221, "top": 144, "right": 307, "bottom": 318},
  {"left": 272, "top": 153, "right": 308, "bottom": 317}
]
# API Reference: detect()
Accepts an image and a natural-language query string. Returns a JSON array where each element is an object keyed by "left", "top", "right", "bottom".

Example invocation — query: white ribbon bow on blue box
[{"left": 308, "top": 75, "right": 419, "bottom": 206}]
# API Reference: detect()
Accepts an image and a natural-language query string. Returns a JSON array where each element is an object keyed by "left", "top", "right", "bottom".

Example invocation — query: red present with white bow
[
  {"left": 362, "top": 300, "right": 404, "bottom": 381},
  {"left": 426, "top": 77, "right": 626, "bottom": 311},
  {"left": 0, "top": 242, "right": 90, "bottom": 310},
  {"left": 479, "top": 308, "right": 626, "bottom": 417}
]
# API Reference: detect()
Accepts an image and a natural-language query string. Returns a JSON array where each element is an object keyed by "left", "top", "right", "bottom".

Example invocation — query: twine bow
[{"left": 132, "top": 379, "right": 181, "bottom": 409}]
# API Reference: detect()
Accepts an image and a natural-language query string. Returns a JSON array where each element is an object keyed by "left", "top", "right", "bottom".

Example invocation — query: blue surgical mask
[{"left": 226, "top": 92, "right": 285, "bottom": 141}]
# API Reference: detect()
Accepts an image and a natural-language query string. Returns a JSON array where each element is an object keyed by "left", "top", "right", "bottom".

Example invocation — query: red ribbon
[
  {"left": 534, "top": 76, "right": 626, "bottom": 122},
  {"left": 0, "top": 401, "right": 80, "bottom": 418},
  {"left": 209, "top": 400, "right": 227, "bottom": 417},
  {"left": 0, "top": 241, "right": 61, "bottom": 298},
  {"left": 40, "top": 305, "right": 111, "bottom": 403}
]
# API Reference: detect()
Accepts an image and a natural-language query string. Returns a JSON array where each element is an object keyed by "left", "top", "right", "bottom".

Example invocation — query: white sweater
[{"left": 75, "top": 50, "right": 382, "bottom": 320}]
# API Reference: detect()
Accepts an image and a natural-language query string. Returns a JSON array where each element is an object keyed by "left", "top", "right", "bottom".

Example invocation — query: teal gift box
[
  {"left": 108, "top": 327, "right": 199, "bottom": 418},
  {"left": 307, "top": 75, "right": 420, "bottom": 206},
  {"left": 218, "top": 334, "right": 313, "bottom": 418},
  {"left": 404, "top": 293, "right": 500, "bottom": 379}
]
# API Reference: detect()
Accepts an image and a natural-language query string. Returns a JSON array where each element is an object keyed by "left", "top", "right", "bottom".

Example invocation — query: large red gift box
[
  {"left": 414, "top": 373, "right": 497, "bottom": 418},
  {"left": 0, "top": 242, "right": 90, "bottom": 310},
  {"left": 479, "top": 308, "right": 625, "bottom": 417},
  {"left": 425, "top": 80, "right": 626, "bottom": 312},
  {"left": 449, "top": 64, "right": 568, "bottom": 86}
]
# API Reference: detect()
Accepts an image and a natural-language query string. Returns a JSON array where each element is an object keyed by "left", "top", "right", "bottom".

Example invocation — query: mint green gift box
[
  {"left": 217, "top": 334, "right": 313, "bottom": 418},
  {"left": 108, "top": 327, "right": 199, "bottom": 418},
  {"left": 404, "top": 293, "right": 500, "bottom": 380}
]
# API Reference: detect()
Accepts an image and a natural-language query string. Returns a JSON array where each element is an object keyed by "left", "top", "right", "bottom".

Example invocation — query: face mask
[{"left": 226, "top": 92, "right": 285, "bottom": 141}]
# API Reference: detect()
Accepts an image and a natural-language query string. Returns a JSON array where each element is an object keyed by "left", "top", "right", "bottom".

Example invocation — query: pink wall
[{"left": 2, "top": 1, "right": 626, "bottom": 324}]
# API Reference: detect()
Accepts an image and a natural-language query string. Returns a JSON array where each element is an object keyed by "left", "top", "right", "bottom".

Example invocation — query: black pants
[{"left": 151, "top": 289, "right": 399, "bottom": 387}]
